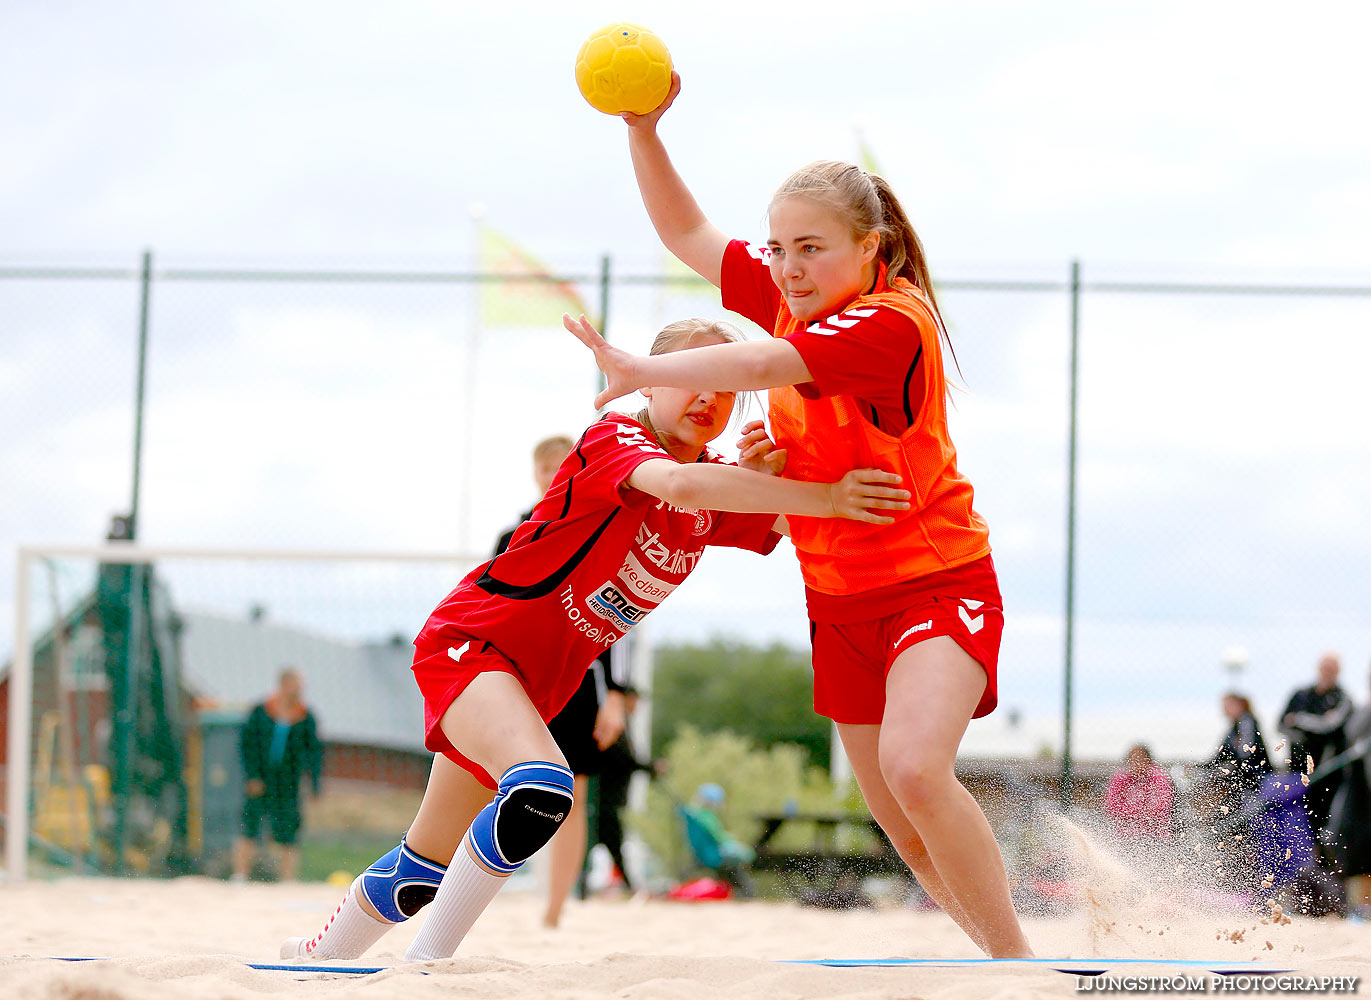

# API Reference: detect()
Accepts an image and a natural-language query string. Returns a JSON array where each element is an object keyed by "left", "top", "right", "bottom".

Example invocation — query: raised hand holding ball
[{"left": 575, "top": 23, "right": 672, "bottom": 116}]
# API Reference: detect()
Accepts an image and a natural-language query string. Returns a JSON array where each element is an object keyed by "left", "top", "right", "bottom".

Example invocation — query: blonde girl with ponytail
[{"left": 567, "top": 72, "right": 1033, "bottom": 960}]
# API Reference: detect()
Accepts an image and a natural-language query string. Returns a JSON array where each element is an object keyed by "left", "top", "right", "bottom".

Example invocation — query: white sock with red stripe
[{"left": 280, "top": 879, "right": 392, "bottom": 960}]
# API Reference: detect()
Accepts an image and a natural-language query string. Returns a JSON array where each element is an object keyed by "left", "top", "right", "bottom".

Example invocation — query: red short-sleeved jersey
[
  {"left": 720, "top": 236, "right": 995, "bottom": 626},
  {"left": 721, "top": 238, "right": 925, "bottom": 437},
  {"left": 415, "top": 413, "right": 781, "bottom": 721}
]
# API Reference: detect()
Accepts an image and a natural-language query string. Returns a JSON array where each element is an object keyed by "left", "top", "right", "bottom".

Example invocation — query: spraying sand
[{"left": 0, "top": 872, "right": 1366, "bottom": 999}]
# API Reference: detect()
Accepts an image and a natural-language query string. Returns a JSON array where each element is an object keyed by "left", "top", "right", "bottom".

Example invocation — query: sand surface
[{"left": 1, "top": 877, "right": 1368, "bottom": 998}]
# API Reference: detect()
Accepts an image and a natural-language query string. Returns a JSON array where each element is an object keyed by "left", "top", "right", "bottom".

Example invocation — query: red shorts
[
  {"left": 411, "top": 634, "right": 527, "bottom": 790},
  {"left": 810, "top": 595, "right": 1002, "bottom": 724}
]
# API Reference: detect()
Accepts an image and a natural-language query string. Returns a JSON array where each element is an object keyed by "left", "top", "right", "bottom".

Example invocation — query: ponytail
[
  {"left": 772, "top": 162, "right": 958, "bottom": 373},
  {"left": 869, "top": 176, "right": 937, "bottom": 319}
]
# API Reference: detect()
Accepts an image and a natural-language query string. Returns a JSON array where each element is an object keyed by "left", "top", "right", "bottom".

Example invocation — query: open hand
[
  {"left": 563, "top": 313, "right": 643, "bottom": 408},
  {"left": 736, "top": 420, "right": 787, "bottom": 476},
  {"left": 620, "top": 71, "right": 681, "bottom": 131},
  {"left": 828, "top": 469, "right": 910, "bottom": 524}
]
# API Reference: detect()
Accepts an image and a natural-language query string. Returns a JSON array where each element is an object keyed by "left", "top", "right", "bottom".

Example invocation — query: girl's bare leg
[
  {"left": 876, "top": 635, "right": 1032, "bottom": 958},
  {"left": 288, "top": 672, "right": 566, "bottom": 959},
  {"left": 542, "top": 775, "right": 590, "bottom": 927},
  {"left": 403, "top": 755, "right": 495, "bottom": 867},
  {"left": 403, "top": 671, "right": 573, "bottom": 960},
  {"left": 437, "top": 670, "right": 567, "bottom": 776},
  {"left": 837, "top": 722, "right": 991, "bottom": 954},
  {"left": 340, "top": 726, "right": 505, "bottom": 922}
]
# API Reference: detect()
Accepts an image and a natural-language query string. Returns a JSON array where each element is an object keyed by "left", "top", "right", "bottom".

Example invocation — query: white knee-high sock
[
  {"left": 403, "top": 760, "right": 573, "bottom": 962},
  {"left": 282, "top": 878, "right": 393, "bottom": 959},
  {"left": 404, "top": 843, "right": 507, "bottom": 961}
]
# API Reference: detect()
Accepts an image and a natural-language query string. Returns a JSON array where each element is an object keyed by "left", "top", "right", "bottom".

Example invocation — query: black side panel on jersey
[
  {"left": 530, "top": 431, "right": 591, "bottom": 544},
  {"left": 902, "top": 344, "right": 924, "bottom": 428},
  {"left": 475, "top": 508, "right": 622, "bottom": 600}
]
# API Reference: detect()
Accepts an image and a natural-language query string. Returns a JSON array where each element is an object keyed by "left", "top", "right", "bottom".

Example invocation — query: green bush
[{"left": 630, "top": 724, "right": 878, "bottom": 884}]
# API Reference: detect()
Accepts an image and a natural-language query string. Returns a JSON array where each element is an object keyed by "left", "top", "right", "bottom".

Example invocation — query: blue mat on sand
[
  {"left": 786, "top": 958, "right": 1295, "bottom": 976},
  {"left": 27, "top": 956, "right": 1296, "bottom": 978},
  {"left": 34, "top": 957, "right": 391, "bottom": 975}
]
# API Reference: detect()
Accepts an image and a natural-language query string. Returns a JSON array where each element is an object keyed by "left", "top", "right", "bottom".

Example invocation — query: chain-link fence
[{"left": 4, "top": 257, "right": 1369, "bottom": 776}]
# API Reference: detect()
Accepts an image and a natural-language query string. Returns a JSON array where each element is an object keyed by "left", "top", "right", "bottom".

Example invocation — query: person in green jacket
[{"left": 232, "top": 668, "right": 323, "bottom": 882}]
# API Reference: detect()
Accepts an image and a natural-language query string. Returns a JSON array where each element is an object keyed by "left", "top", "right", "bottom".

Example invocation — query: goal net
[{"left": 4, "top": 544, "right": 488, "bottom": 883}]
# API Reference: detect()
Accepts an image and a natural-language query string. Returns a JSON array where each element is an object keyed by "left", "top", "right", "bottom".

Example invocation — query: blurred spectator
[
  {"left": 679, "top": 783, "right": 757, "bottom": 897},
  {"left": 232, "top": 668, "right": 323, "bottom": 882},
  {"left": 1199, "top": 692, "right": 1270, "bottom": 811},
  {"left": 1279, "top": 652, "right": 1351, "bottom": 837},
  {"left": 1328, "top": 662, "right": 1371, "bottom": 918},
  {"left": 1227, "top": 772, "right": 1346, "bottom": 917},
  {"left": 587, "top": 687, "right": 655, "bottom": 893},
  {"left": 493, "top": 435, "right": 576, "bottom": 554},
  {"left": 1103, "top": 744, "right": 1174, "bottom": 840}
]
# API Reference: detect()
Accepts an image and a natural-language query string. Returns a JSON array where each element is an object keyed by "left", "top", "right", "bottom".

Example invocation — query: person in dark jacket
[
  {"left": 232, "top": 668, "right": 323, "bottom": 882},
  {"left": 1279, "top": 652, "right": 1352, "bottom": 838},
  {"left": 1327, "top": 662, "right": 1371, "bottom": 917},
  {"left": 588, "top": 687, "right": 656, "bottom": 893},
  {"left": 1199, "top": 692, "right": 1271, "bottom": 811}
]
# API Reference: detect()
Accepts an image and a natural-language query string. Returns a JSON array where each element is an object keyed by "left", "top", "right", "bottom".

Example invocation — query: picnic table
[{"left": 749, "top": 811, "right": 911, "bottom": 903}]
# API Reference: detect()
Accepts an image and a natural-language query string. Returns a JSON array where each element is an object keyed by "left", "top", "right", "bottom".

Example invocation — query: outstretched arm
[
  {"left": 621, "top": 73, "right": 729, "bottom": 286},
  {"left": 627, "top": 458, "right": 908, "bottom": 525},
  {"left": 565, "top": 314, "right": 810, "bottom": 410}
]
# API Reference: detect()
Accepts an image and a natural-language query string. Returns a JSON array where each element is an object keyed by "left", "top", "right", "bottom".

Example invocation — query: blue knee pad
[
  {"left": 357, "top": 837, "right": 448, "bottom": 923},
  {"left": 466, "top": 761, "right": 575, "bottom": 876}
]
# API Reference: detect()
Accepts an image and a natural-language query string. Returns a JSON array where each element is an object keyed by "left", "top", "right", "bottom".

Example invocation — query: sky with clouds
[{"left": 3, "top": 1, "right": 1369, "bottom": 760}]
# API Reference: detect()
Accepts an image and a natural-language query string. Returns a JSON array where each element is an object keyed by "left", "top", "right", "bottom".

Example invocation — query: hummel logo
[
  {"left": 893, "top": 620, "right": 934, "bottom": 648},
  {"left": 807, "top": 307, "right": 881, "bottom": 335},
  {"left": 958, "top": 601, "right": 985, "bottom": 634}
]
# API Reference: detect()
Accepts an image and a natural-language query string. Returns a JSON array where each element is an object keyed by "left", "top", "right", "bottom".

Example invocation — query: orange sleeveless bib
[{"left": 769, "top": 274, "right": 990, "bottom": 596}]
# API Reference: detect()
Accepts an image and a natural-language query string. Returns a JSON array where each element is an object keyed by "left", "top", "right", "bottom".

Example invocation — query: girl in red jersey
[
  {"left": 280, "top": 318, "right": 908, "bottom": 963},
  {"left": 565, "top": 75, "right": 1034, "bottom": 959}
]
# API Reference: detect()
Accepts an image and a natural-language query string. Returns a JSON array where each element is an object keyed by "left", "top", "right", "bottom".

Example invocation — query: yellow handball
[{"left": 574, "top": 23, "right": 672, "bottom": 116}]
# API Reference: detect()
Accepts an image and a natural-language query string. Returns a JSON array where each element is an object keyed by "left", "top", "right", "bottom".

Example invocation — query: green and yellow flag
[
  {"left": 855, "top": 128, "right": 882, "bottom": 176},
  {"left": 661, "top": 245, "right": 714, "bottom": 293},
  {"left": 479, "top": 224, "right": 589, "bottom": 327}
]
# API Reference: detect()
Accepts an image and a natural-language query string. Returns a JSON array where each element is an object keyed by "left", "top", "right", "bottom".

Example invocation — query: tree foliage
[{"left": 649, "top": 638, "right": 830, "bottom": 768}]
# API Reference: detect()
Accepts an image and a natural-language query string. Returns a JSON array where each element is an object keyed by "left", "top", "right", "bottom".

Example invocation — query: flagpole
[
  {"left": 463, "top": 203, "right": 485, "bottom": 554},
  {"left": 596, "top": 254, "right": 611, "bottom": 405}
]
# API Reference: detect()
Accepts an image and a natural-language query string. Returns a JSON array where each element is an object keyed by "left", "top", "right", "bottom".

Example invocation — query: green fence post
[
  {"left": 1060, "top": 259, "right": 1081, "bottom": 810},
  {"left": 130, "top": 249, "right": 152, "bottom": 539}
]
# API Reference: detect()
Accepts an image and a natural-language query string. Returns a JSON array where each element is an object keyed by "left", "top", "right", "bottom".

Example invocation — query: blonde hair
[
  {"left": 648, "top": 317, "right": 743, "bottom": 355},
  {"left": 635, "top": 318, "right": 748, "bottom": 441},
  {"left": 771, "top": 161, "right": 958, "bottom": 370},
  {"left": 532, "top": 435, "right": 574, "bottom": 464}
]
